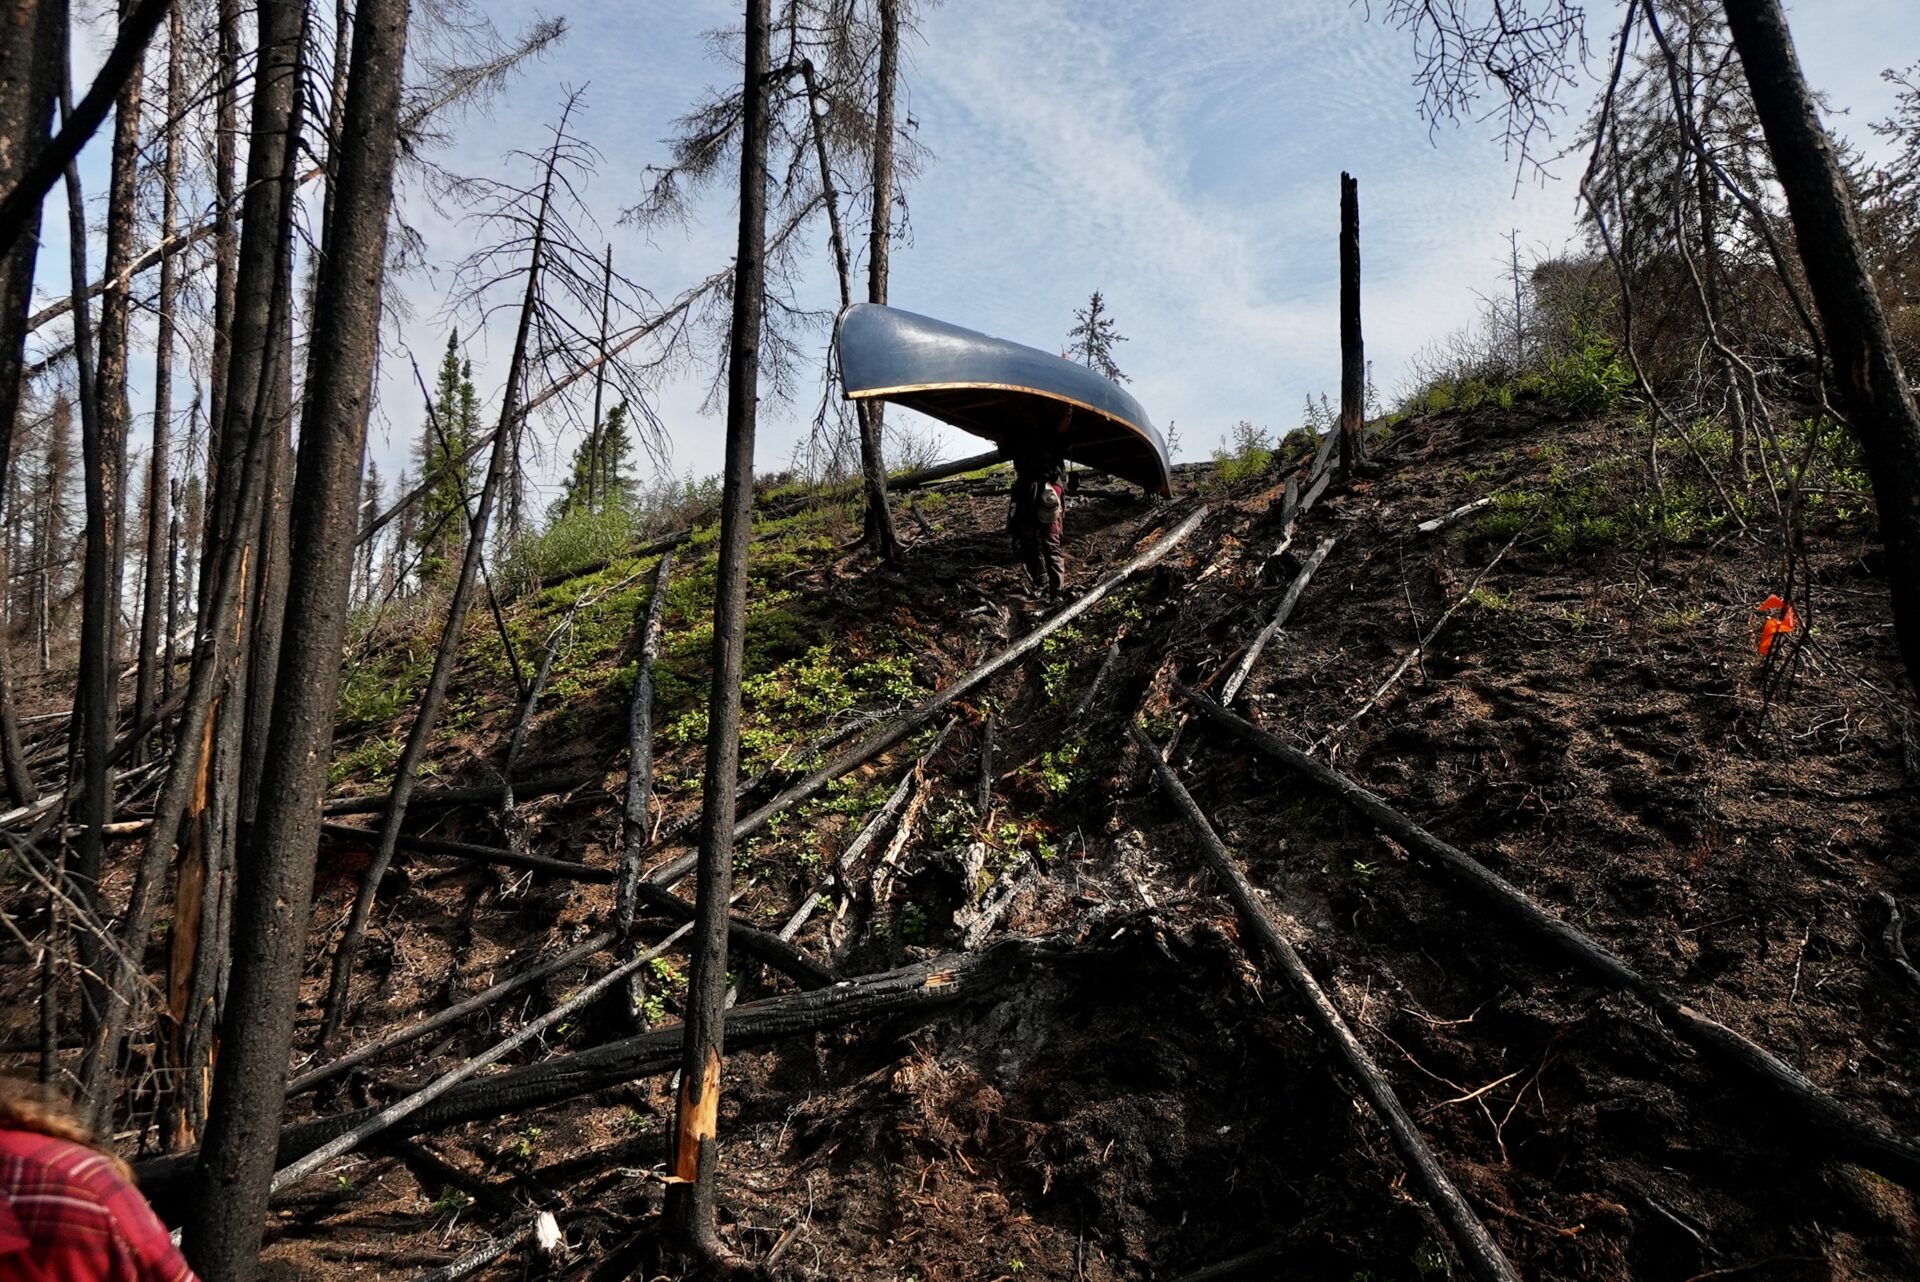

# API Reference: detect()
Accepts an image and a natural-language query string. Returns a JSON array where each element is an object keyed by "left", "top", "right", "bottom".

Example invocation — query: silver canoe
[{"left": 835, "top": 303, "right": 1172, "bottom": 496}]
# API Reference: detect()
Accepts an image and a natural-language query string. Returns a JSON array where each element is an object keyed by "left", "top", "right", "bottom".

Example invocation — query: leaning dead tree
[{"left": 317, "top": 91, "right": 607, "bottom": 1051}]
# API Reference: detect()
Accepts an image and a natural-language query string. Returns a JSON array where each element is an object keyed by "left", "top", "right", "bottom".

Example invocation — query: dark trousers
[{"left": 1021, "top": 520, "right": 1066, "bottom": 593}]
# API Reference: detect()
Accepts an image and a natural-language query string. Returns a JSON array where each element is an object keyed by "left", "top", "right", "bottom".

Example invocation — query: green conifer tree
[
  {"left": 551, "top": 400, "right": 636, "bottom": 520},
  {"left": 1067, "top": 290, "right": 1129, "bottom": 383},
  {"left": 413, "top": 332, "right": 481, "bottom": 586}
]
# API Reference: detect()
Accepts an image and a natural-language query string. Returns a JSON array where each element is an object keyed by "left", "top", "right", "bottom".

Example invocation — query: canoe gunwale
[{"left": 844, "top": 380, "right": 1148, "bottom": 438}]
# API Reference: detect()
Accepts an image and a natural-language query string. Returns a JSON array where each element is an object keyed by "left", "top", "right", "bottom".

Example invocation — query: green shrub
[
  {"left": 501, "top": 506, "right": 640, "bottom": 590},
  {"left": 1541, "top": 327, "right": 1633, "bottom": 414},
  {"left": 1210, "top": 420, "right": 1274, "bottom": 485}
]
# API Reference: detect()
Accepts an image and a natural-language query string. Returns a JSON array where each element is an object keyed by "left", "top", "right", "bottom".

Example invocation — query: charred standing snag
[
  {"left": 185, "top": 0, "right": 413, "bottom": 1268},
  {"left": 0, "top": 0, "right": 61, "bottom": 812},
  {"left": 618, "top": 549, "right": 675, "bottom": 932},
  {"left": 1179, "top": 685, "right": 1920, "bottom": 1191},
  {"left": 664, "top": 0, "right": 771, "bottom": 1263},
  {"left": 1339, "top": 171, "right": 1366, "bottom": 472},
  {"left": 858, "top": 0, "right": 904, "bottom": 559},
  {"left": 1132, "top": 727, "right": 1522, "bottom": 1282}
]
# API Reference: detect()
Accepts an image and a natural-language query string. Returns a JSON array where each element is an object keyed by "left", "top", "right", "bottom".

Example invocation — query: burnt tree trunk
[
  {"left": 1722, "top": 0, "right": 1920, "bottom": 700},
  {"left": 133, "top": 3, "right": 182, "bottom": 752},
  {"left": 1339, "top": 171, "right": 1365, "bottom": 472},
  {"left": 0, "top": 0, "right": 61, "bottom": 809},
  {"left": 587, "top": 243, "right": 613, "bottom": 511},
  {"left": 60, "top": 36, "right": 116, "bottom": 1123},
  {"left": 0, "top": 0, "right": 168, "bottom": 256},
  {"left": 83, "top": 0, "right": 307, "bottom": 1126},
  {"left": 94, "top": 0, "right": 148, "bottom": 693},
  {"left": 184, "top": 0, "right": 410, "bottom": 1270},
  {"left": 858, "top": 0, "right": 902, "bottom": 560},
  {"left": 665, "top": 0, "right": 769, "bottom": 1264}
]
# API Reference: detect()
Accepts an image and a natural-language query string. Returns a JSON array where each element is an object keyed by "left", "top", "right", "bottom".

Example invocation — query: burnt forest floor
[{"left": 9, "top": 397, "right": 1920, "bottom": 1281}]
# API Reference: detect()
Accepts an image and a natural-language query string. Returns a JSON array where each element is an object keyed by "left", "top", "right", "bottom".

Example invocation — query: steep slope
[{"left": 96, "top": 401, "right": 1920, "bottom": 1279}]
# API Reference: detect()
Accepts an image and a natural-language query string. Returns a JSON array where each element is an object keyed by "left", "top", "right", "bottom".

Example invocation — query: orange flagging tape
[{"left": 1755, "top": 594, "right": 1799, "bottom": 656}]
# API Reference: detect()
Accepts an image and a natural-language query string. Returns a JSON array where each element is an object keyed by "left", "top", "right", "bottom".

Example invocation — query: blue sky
[{"left": 30, "top": 0, "right": 1920, "bottom": 511}]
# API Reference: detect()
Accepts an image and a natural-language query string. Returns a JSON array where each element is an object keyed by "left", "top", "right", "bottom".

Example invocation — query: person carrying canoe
[{"left": 1009, "top": 406, "right": 1071, "bottom": 600}]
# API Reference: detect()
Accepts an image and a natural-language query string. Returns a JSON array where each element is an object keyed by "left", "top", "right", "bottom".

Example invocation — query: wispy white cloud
[{"left": 28, "top": 0, "right": 1919, "bottom": 495}]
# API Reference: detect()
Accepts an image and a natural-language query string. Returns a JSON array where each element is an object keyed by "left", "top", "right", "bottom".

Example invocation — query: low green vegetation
[
  {"left": 1402, "top": 326, "right": 1631, "bottom": 419},
  {"left": 1210, "top": 420, "right": 1275, "bottom": 484}
]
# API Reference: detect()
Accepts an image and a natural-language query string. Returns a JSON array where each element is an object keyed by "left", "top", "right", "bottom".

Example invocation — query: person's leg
[
  {"left": 1043, "top": 523, "right": 1067, "bottom": 595},
  {"left": 1020, "top": 528, "right": 1045, "bottom": 590}
]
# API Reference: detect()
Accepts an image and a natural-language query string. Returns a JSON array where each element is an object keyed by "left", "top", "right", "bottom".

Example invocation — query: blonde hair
[{"left": 0, "top": 1077, "right": 134, "bottom": 1180}]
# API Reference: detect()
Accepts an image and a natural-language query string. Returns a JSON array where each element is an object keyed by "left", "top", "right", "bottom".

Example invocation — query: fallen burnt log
[
  {"left": 320, "top": 822, "right": 613, "bottom": 882},
  {"left": 271, "top": 925, "right": 699, "bottom": 1192},
  {"left": 642, "top": 505, "right": 1212, "bottom": 891},
  {"left": 1134, "top": 727, "right": 1521, "bottom": 1282},
  {"left": 316, "top": 824, "right": 831, "bottom": 989},
  {"left": 135, "top": 936, "right": 1063, "bottom": 1214},
  {"left": 288, "top": 928, "right": 619, "bottom": 1097},
  {"left": 322, "top": 775, "right": 590, "bottom": 817},
  {"left": 1179, "top": 684, "right": 1920, "bottom": 1192}
]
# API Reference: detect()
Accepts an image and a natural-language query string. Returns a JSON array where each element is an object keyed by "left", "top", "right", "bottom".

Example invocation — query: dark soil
[{"left": 11, "top": 403, "right": 1919, "bottom": 1281}]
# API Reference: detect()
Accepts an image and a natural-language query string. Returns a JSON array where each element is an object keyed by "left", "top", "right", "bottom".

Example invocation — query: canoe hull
[{"left": 835, "top": 303, "right": 1172, "bottom": 496}]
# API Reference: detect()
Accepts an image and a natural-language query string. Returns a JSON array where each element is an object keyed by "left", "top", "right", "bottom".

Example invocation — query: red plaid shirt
[{"left": 0, "top": 1128, "right": 197, "bottom": 1282}]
